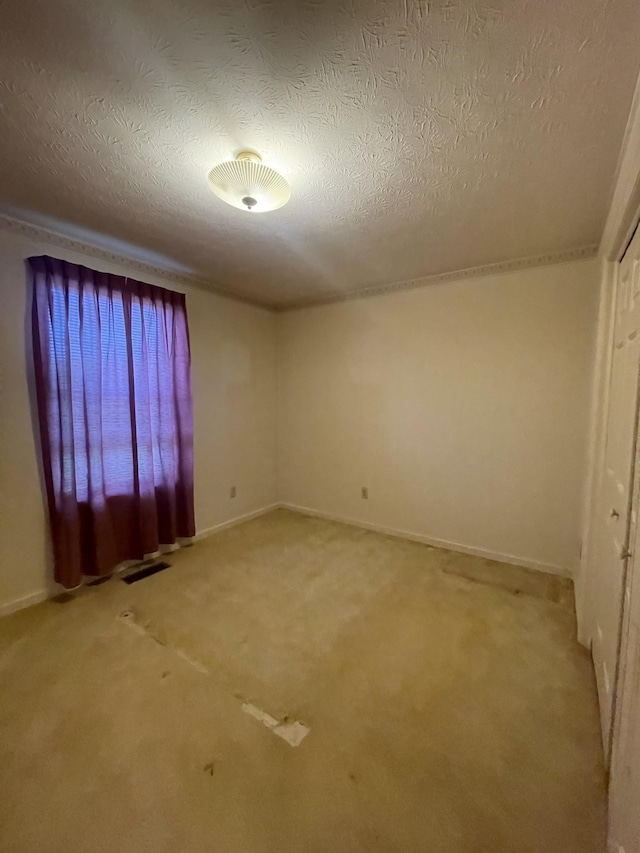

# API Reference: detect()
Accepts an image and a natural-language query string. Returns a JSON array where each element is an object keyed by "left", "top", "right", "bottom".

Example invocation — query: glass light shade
[{"left": 207, "top": 152, "right": 291, "bottom": 212}]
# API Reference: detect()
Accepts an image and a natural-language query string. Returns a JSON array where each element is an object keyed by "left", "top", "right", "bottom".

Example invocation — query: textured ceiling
[{"left": 0, "top": 0, "right": 639, "bottom": 307}]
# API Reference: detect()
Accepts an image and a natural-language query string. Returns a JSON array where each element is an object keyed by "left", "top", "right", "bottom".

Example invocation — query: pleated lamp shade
[{"left": 207, "top": 151, "right": 291, "bottom": 212}]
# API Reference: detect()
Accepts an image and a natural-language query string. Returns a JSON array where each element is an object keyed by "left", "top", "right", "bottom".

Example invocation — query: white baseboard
[
  {"left": 0, "top": 588, "right": 51, "bottom": 617},
  {"left": 0, "top": 501, "right": 567, "bottom": 617},
  {"left": 278, "top": 502, "right": 571, "bottom": 578},
  {"left": 195, "top": 503, "right": 280, "bottom": 541},
  {"left": 0, "top": 505, "right": 280, "bottom": 618}
]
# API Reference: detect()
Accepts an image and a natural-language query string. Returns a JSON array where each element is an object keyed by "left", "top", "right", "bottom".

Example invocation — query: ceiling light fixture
[{"left": 207, "top": 151, "right": 291, "bottom": 213}]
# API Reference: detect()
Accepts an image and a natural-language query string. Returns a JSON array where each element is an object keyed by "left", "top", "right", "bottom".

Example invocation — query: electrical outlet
[
  {"left": 230, "top": 486, "right": 236, "bottom": 498},
  {"left": 361, "top": 487, "right": 368, "bottom": 500}
]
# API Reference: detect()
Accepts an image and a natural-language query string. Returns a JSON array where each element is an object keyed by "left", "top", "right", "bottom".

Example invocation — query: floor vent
[{"left": 121, "top": 561, "right": 171, "bottom": 585}]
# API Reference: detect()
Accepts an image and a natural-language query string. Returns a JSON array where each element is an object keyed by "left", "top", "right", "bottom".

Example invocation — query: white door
[
  {"left": 592, "top": 224, "right": 640, "bottom": 757},
  {"left": 609, "top": 511, "right": 640, "bottom": 853},
  {"left": 607, "top": 229, "right": 640, "bottom": 853},
  {"left": 609, "top": 410, "right": 640, "bottom": 853}
]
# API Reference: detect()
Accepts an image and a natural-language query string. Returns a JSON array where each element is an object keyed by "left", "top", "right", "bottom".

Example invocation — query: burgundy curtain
[{"left": 30, "top": 255, "right": 195, "bottom": 589}]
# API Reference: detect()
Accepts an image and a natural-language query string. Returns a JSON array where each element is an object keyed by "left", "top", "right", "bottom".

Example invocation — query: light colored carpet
[{"left": 0, "top": 509, "right": 605, "bottom": 852}]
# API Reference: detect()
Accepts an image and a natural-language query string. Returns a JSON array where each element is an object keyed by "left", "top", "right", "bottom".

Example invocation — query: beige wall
[
  {"left": 0, "top": 229, "right": 277, "bottom": 612},
  {"left": 0, "top": 233, "right": 600, "bottom": 612},
  {"left": 278, "top": 260, "right": 599, "bottom": 575}
]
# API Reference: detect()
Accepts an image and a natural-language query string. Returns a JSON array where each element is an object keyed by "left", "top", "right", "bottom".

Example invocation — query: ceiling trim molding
[
  {"left": 0, "top": 212, "right": 272, "bottom": 311},
  {"left": 276, "top": 244, "right": 599, "bottom": 312},
  {"left": 0, "top": 212, "right": 598, "bottom": 312}
]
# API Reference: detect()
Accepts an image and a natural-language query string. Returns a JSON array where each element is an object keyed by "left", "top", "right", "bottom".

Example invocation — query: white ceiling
[{"left": 0, "top": 0, "right": 639, "bottom": 308}]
